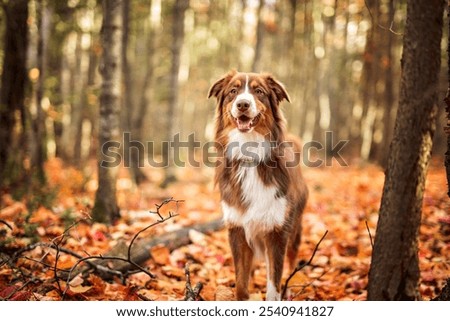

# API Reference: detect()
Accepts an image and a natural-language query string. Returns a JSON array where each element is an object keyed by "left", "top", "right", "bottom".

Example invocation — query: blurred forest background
[{"left": 0, "top": 0, "right": 448, "bottom": 192}]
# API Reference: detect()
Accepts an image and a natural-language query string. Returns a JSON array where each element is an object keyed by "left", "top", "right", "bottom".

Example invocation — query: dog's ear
[
  {"left": 264, "top": 74, "right": 290, "bottom": 103},
  {"left": 208, "top": 70, "right": 237, "bottom": 100}
]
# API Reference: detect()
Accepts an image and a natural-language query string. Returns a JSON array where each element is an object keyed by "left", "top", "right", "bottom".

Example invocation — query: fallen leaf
[
  {"left": 150, "top": 245, "right": 171, "bottom": 265},
  {"left": 69, "top": 285, "right": 92, "bottom": 294}
]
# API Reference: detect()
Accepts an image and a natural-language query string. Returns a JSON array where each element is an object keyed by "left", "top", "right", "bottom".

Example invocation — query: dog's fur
[{"left": 208, "top": 70, "right": 308, "bottom": 300}]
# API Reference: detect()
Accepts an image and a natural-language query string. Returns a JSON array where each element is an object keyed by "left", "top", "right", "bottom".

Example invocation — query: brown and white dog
[{"left": 208, "top": 70, "right": 308, "bottom": 301}]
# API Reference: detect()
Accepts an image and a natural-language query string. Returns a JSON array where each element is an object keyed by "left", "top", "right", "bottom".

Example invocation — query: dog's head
[{"left": 208, "top": 70, "right": 290, "bottom": 136}]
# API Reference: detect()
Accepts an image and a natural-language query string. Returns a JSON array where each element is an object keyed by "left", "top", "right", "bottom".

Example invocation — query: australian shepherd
[{"left": 208, "top": 70, "right": 308, "bottom": 301}]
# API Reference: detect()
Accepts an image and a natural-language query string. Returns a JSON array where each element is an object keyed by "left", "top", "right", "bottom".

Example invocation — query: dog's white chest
[{"left": 221, "top": 165, "right": 287, "bottom": 243}]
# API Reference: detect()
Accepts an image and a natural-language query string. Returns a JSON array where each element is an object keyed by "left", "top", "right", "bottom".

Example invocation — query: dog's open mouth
[{"left": 234, "top": 114, "right": 259, "bottom": 132}]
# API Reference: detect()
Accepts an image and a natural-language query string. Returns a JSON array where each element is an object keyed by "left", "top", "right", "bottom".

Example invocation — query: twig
[
  {"left": 184, "top": 262, "right": 203, "bottom": 301},
  {"left": 127, "top": 197, "right": 182, "bottom": 263},
  {"left": 53, "top": 239, "right": 64, "bottom": 295},
  {"left": 11, "top": 242, "right": 86, "bottom": 261},
  {"left": 2, "top": 279, "right": 34, "bottom": 301},
  {"left": 61, "top": 198, "right": 182, "bottom": 299},
  {"left": 290, "top": 268, "right": 329, "bottom": 299},
  {"left": 5, "top": 198, "right": 181, "bottom": 300},
  {"left": 365, "top": 220, "right": 374, "bottom": 248},
  {"left": 282, "top": 230, "right": 328, "bottom": 300},
  {"left": 0, "top": 219, "right": 13, "bottom": 230},
  {"left": 51, "top": 220, "right": 79, "bottom": 296},
  {"left": 18, "top": 256, "right": 70, "bottom": 272},
  {"left": 61, "top": 254, "right": 145, "bottom": 299}
]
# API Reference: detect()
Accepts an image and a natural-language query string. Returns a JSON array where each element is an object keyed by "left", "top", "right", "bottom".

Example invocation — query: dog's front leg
[
  {"left": 264, "top": 229, "right": 288, "bottom": 301},
  {"left": 228, "top": 226, "right": 254, "bottom": 300}
]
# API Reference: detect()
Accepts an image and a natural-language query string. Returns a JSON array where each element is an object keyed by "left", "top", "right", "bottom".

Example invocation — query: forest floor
[{"left": 0, "top": 158, "right": 449, "bottom": 301}]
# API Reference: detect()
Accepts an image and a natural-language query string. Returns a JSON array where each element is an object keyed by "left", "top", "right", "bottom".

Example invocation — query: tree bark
[
  {"left": 251, "top": 0, "right": 264, "bottom": 72},
  {"left": 379, "top": 0, "right": 396, "bottom": 167},
  {"left": 122, "top": 0, "right": 148, "bottom": 185},
  {"left": 161, "top": 0, "right": 189, "bottom": 188},
  {"left": 367, "top": 0, "right": 444, "bottom": 300},
  {"left": 48, "top": 2, "right": 74, "bottom": 161},
  {"left": 32, "top": 0, "right": 51, "bottom": 183},
  {"left": 445, "top": 0, "right": 450, "bottom": 198},
  {"left": 92, "top": 0, "right": 123, "bottom": 224},
  {"left": 359, "top": 0, "right": 380, "bottom": 161},
  {"left": 132, "top": 0, "right": 155, "bottom": 184},
  {"left": 0, "top": 0, "right": 29, "bottom": 191}
]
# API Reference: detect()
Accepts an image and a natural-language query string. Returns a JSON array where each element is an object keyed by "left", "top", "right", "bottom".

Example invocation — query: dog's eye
[
  {"left": 255, "top": 88, "right": 264, "bottom": 95},
  {"left": 230, "top": 88, "right": 237, "bottom": 95}
]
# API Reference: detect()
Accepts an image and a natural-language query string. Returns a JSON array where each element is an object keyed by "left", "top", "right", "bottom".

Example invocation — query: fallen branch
[
  {"left": 59, "top": 198, "right": 182, "bottom": 298},
  {"left": 3, "top": 198, "right": 224, "bottom": 300},
  {"left": 282, "top": 230, "right": 328, "bottom": 300},
  {"left": 93, "top": 217, "right": 224, "bottom": 275},
  {"left": 0, "top": 219, "right": 12, "bottom": 230},
  {"left": 184, "top": 262, "right": 203, "bottom": 301}
]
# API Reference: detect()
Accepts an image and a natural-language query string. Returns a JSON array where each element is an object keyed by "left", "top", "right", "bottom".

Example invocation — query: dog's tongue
[{"left": 237, "top": 117, "right": 252, "bottom": 131}]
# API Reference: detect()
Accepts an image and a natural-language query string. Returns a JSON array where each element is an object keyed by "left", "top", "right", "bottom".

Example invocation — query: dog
[{"left": 208, "top": 70, "right": 308, "bottom": 300}]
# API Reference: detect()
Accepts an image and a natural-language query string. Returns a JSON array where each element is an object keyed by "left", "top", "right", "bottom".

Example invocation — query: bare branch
[
  {"left": 365, "top": 220, "right": 374, "bottom": 248},
  {"left": 290, "top": 268, "right": 329, "bottom": 300},
  {"left": 128, "top": 197, "right": 183, "bottom": 263},
  {"left": 282, "top": 230, "right": 328, "bottom": 300},
  {"left": 0, "top": 219, "right": 13, "bottom": 230},
  {"left": 4, "top": 197, "right": 182, "bottom": 300}
]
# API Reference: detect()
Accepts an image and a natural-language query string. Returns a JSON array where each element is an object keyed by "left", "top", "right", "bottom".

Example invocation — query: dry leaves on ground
[{"left": 0, "top": 158, "right": 449, "bottom": 301}]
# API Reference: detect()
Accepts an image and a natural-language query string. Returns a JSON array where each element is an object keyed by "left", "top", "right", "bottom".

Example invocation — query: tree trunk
[
  {"left": 133, "top": 0, "right": 155, "bottom": 184},
  {"left": 48, "top": 2, "right": 73, "bottom": 161},
  {"left": 367, "top": 0, "right": 444, "bottom": 300},
  {"left": 92, "top": 0, "right": 123, "bottom": 224},
  {"left": 122, "top": 0, "right": 147, "bottom": 185},
  {"left": 445, "top": 0, "right": 450, "bottom": 198},
  {"left": 72, "top": 34, "right": 85, "bottom": 166},
  {"left": 32, "top": 0, "right": 51, "bottom": 184},
  {"left": 359, "top": 0, "right": 380, "bottom": 161},
  {"left": 0, "top": 0, "right": 29, "bottom": 191},
  {"left": 161, "top": 0, "right": 189, "bottom": 188},
  {"left": 379, "top": 0, "right": 396, "bottom": 167},
  {"left": 252, "top": 0, "right": 264, "bottom": 72}
]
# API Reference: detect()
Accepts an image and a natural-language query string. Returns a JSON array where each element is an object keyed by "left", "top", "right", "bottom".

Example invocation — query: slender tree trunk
[
  {"left": 0, "top": 0, "right": 29, "bottom": 190},
  {"left": 122, "top": 0, "right": 147, "bottom": 185},
  {"left": 72, "top": 34, "right": 84, "bottom": 165},
  {"left": 85, "top": 30, "right": 99, "bottom": 161},
  {"left": 92, "top": 0, "right": 123, "bottom": 224},
  {"left": 121, "top": 0, "right": 132, "bottom": 133},
  {"left": 133, "top": 0, "right": 155, "bottom": 184},
  {"left": 367, "top": 0, "right": 444, "bottom": 300},
  {"left": 32, "top": 0, "right": 51, "bottom": 183},
  {"left": 252, "top": 0, "right": 264, "bottom": 72},
  {"left": 379, "top": 0, "right": 396, "bottom": 167},
  {"left": 161, "top": 0, "right": 189, "bottom": 188},
  {"left": 236, "top": 0, "right": 247, "bottom": 71},
  {"left": 51, "top": 49, "right": 65, "bottom": 159},
  {"left": 445, "top": 0, "right": 450, "bottom": 198},
  {"left": 48, "top": 2, "right": 73, "bottom": 160},
  {"left": 288, "top": 0, "right": 297, "bottom": 49},
  {"left": 359, "top": 0, "right": 380, "bottom": 160}
]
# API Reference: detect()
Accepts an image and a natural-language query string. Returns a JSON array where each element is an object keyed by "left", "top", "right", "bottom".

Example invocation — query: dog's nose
[{"left": 236, "top": 99, "right": 251, "bottom": 111}]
